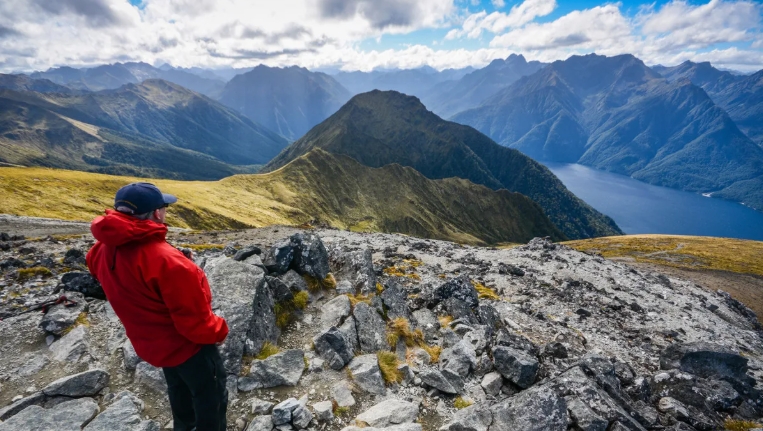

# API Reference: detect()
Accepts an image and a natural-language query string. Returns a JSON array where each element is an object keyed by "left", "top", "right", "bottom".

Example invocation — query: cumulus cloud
[{"left": 446, "top": 0, "right": 556, "bottom": 39}]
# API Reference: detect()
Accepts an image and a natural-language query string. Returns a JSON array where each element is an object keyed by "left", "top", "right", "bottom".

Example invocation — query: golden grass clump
[
  {"left": 17, "top": 267, "right": 53, "bottom": 282},
  {"left": 347, "top": 293, "right": 374, "bottom": 308},
  {"left": 421, "top": 344, "right": 442, "bottom": 363},
  {"left": 453, "top": 397, "right": 474, "bottom": 409},
  {"left": 724, "top": 420, "right": 763, "bottom": 431},
  {"left": 274, "top": 290, "right": 309, "bottom": 329},
  {"left": 472, "top": 280, "right": 500, "bottom": 301},
  {"left": 386, "top": 317, "right": 424, "bottom": 348},
  {"left": 383, "top": 260, "right": 423, "bottom": 282},
  {"left": 438, "top": 315, "right": 454, "bottom": 328},
  {"left": 304, "top": 273, "right": 337, "bottom": 292},
  {"left": 61, "top": 312, "right": 89, "bottom": 335},
  {"left": 376, "top": 282, "right": 385, "bottom": 294},
  {"left": 377, "top": 351, "right": 403, "bottom": 384},
  {"left": 255, "top": 342, "right": 280, "bottom": 360}
]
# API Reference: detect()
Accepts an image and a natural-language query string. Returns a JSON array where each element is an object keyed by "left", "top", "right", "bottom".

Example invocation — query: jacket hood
[{"left": 91, "top": 209, "right": 168, "bottom": 247}]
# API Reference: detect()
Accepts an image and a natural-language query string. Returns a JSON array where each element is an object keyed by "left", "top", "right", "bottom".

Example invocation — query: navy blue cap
[{"left": 114, "top": 182, "right": 177, "bottom": 215}]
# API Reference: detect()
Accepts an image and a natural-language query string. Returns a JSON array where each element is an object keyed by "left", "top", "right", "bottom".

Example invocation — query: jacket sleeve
[{"left": 153, "top": 253, "right": 229, "bottom": 345}]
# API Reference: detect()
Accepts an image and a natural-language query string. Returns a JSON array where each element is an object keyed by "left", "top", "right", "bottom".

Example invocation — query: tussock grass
[
  {"left": 347, "top": 293, "right": 374, "bottom": 309},
  {"left": 304, "top": 273, "right": 337, "bottom": 292},
  {"left": 383, "top": 259, "right": 424, "bottom": 282},
  {"left": 255, "top": 342, "right": 280, "bottom": 360},
  {"left": 386, "top": 318, "right": 424, "bottom": 348},
  {"left": 724, "top": 419, "right": 762, "bottom": 431},
  {"left": 62, "top": 312, "right": 89, "bottom": 335},
  {"left": 274, "top": 291, "right": 309, "bottom": 329},
  {"left": 438, "top": 315, "right": 454, "bottom": 328},
  {"left": 453, "top": 397, "right": 473, "bottom": 409},
  {"left": 472, "top": 280, "right": 499, "bottom": 301},
  {"left": 17, "top": 267, "right": 53, "bottom": 281},
  {"left": 377, "top": 351, "right": 402, "bottom": 384},
  {"left": 421, "top": 344, "right": 442, "bottom": 363},
  {"left": 386, "top": 317, "right": 442, "bottom": 363}
]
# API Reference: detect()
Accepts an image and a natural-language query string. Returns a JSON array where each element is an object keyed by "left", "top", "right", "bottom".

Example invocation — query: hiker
[{"left": 86, "top": 182, "right": 229, "bottom": 431}]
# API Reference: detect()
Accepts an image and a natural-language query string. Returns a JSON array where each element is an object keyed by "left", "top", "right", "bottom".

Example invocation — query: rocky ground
[{"left": 0, "top": 221, "right": 762, "bottom": 431}]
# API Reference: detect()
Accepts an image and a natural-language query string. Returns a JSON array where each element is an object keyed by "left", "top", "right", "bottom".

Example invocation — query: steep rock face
[
  {"left": 218, "top": 65, "right": 351, "bottom": 140},
  {"left": 452, "top": 54, "right": 763, "bottom": 212},
  {"left": 264, "top": 90, "right": 621, "bottom": 239},
  {"left": 204, "top": 256, "right": 278, "bottom": 374}
]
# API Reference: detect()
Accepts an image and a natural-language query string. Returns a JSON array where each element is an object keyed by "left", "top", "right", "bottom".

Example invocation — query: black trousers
[{"left": 162, "top": 344, "right": 228, "bottom": 431}]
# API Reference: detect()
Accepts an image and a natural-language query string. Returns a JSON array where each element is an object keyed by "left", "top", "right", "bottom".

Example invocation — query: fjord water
[{"left": 544, "top": 162, "right": 763, "bottom": 241}]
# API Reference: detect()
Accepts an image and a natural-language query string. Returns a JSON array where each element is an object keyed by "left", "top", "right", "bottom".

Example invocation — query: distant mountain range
[
  {"left": 332, "top": 66, "right": 473, "bottom": 97},
  {"left": 0, "top": 78, "right": 287, "bottom": 178},
  {"left": 452, "top": 54, "right": 763, "bottom": 211},
  {"left": 264, "top": 90, "right": 621, "bottom": 239},
  {"left": 654, "top": 61, "right": 763, "bottom": 147},
  {"left": 30, "top": 62, "right": 226, "bottom": 98},
  {"left": 421, "top": 54, "right": 545, "bottom": 118},
  {"left": 218, "top": 66, "right": 351, "bottom": 141}
]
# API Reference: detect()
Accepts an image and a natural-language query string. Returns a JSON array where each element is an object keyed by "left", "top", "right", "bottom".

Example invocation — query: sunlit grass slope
[
  {"left": 564, "top": 235, "right": 763, "bottom": 277},
  {"left": 0, "top": 149, "right": 565, "bottom": 245}
]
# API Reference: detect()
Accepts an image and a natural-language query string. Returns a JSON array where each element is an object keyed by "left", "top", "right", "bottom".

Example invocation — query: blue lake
[{"left": 543, "top": 162, "right": 763, "bottom": 241}]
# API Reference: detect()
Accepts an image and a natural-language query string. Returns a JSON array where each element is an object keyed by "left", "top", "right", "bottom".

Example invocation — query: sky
[{"left": 0, "top": 0, "right": 761, "bottom": 74}]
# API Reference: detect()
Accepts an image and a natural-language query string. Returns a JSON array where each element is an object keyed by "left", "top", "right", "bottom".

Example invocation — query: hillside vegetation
[
  {"left": 565, "top": 234, "right": 763, "bottom": 277},
  {"left": 0, "top": 149, "right": 564, "bottom": 245}
]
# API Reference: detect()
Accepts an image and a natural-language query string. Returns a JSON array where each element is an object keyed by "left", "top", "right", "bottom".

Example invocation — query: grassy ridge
[
  {"left": 0, "top": 149, "right": 564, "bottom": 245},
  {"left": 564, "top": 234, "right": 763, "bottom": 277}
]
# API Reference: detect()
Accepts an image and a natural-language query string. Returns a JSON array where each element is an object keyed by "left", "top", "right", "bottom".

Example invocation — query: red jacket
[{"left": 86, "top": 210, "right": 228, "bottom": 368}]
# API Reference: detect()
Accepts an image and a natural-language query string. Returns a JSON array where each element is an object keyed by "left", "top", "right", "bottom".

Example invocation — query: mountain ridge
[
  {"left": 0, "top": 149, "right": 565, "bottom": 244},
  {"left": 264, "top": 90, "right": 622, "bottom": 239}
]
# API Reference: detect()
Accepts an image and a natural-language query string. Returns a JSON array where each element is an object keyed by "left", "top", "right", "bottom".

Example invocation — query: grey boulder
[
  {"left": 439, "top": 404, "right": 492, "bottom": 431},
  {"left": 134, "top": 362, "right": 168, "bottom": 393},
  {"left": 49, "top": 324, "right": 89, "bottom": 362},
  {"left": 433, "top": 275, "right": 478, "bottom": 307},
  {"left": 492, "top": 346, "right": 539, "bottom": 388},
  {"left": 380, "top": 282, "right": 410, "bottom": 320},
  {"left": 42, "top": 369, "right": 109, "bottom": 397},
  {"left": 246, "top": 415, "right": 274, "bottom": 431},
  {"left": 440, "top": 339, "right": 477, "bottom": 378},
  {"left": 84, "top": 393, "right": 159, "bottom": 431},
  {"left": 290, "top": 233, "right": 331, "bottom": 280},
  {"left": 262, "top": 239, "right": 295, "bottom": 275},
  {"left": 348, "top": 354, "right": 386, "bottom": 395},
  {"left": 244, "top": 350, "right": 305, "bottom": 389},
  {"left": 419, "top": 368, "right": 460, "bottom": 394},
  {"left": 61, "top": 272, "right": 105, "bottom": 300},
  {"left": 0, "top": 398, "right": 99, "bottom": 431},
  {"left": 205, "top": 256, "right": 277, "bottom": 374},
  {"left": 313, "top": 326, "right": 354, "bottom": 370},
  {"left": 272, "top": 398, "right": 301, "bottom": 426},
  {"left": 39, "top": 292, "right": 87, "bottom": 335},
  {"left": 355, "top": 399, "right": 419, "bottom": 427},
  {"left": 491, "top": 386, "right": 568, "bottom": 431},
  {"left": 353, "top": 302, "right": 387, "bottom": 353},
  {"left": 321, "top": 295, "right": 352, "bottom": 329}
]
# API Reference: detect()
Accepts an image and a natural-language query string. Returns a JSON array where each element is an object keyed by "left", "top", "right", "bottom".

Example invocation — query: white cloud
[
  {"left": 446, "top": 0, "right": 557, "bottom": 39},
  {"left": 0, "top": 0, "right": 761, "bottom": 74},
  {"left": 492, "top": 0, "right": 506, "bottom": 8}
]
